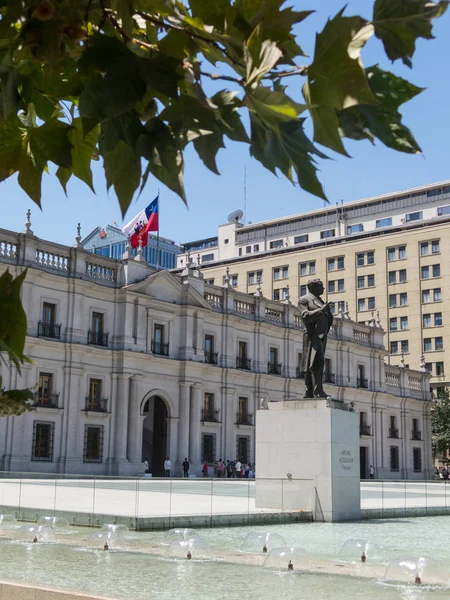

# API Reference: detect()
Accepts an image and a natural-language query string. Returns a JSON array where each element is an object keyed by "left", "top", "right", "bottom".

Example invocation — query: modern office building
[
  {"left": 0, "top": 225, "right": 432, "bottom": 479},
  {"left": 82, "top": 223, "right": 180, "bottom": 269},
  {"left": 178, "top": 181, "right": 450, "bottom": 393}
]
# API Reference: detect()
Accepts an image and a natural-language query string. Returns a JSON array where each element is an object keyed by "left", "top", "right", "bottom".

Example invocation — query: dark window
[
  {"left": 42, "top": 302, "right": 56, "bottom": 325},
  {"left": 202, "top": 433, "right": 215, "bottom": 463},
  {"left": 390, "top": 446, "right": 399, "bottom": 471},
  {"left": 237, "top": 436, "right": 250, "bottom": 463},
  {"left": 300, "top": 285, "right": 307, "bottom": 296},
  {"left": 204, "top": 392, "right": 214, "bottom": 413},
  {"left": 357, "top": 253, "right": 364, "bottom": 266},
  {"left": 239, "top": 396, "right": 248, "bottom": 417},
  {"left": 320, "top": 229, "right": 335, "bottom": 239},
  {"left": 253, "top": 244, "right": 260, "bottom": 252},
  {"left": 433, "top": 264, "right": 441, "bottom": 278},
  {"left": 400, "top": 293, "right": 408, "bottom": 306},
  {"left": 435, "top": 336, "right": 443, "bottom": 351},
  {"left": 347, "top": 224, "right": 363, "bottom": 234},
  {"left": 38, "top": 372, "right": 53, "bottom": 400},
  {"left": 89, "top": 378, "right": 102, "bottom": 400},
  {"left": 84, "top": 426, "right": 104, "bottom": 462},
  {"left": 389, "top": 294, "right": 397, "bottom": 308},
  {"left": 269, "top": 239, "right": 284, "bottom": 249},
  {"left": 376, "top": 218, "right": 392, "bottom": 228},
  {"left": 294, "top": 234, "right": 309, "bottom": 244},
  {"left": 368, "top": 297, "right": 375, "bottom": 310},
  {"left": 432, "top": 240, "right": 440, "bottom": 253},
  {"left": 437, "top": 205, "right": 450, "bottom": 216},
  {"left": 202, "top": 253, "right": 214, "bottom": 262},
  {"left": 239, "top": 341, "right": 247, "bottom": 359},
  {"left": 406, "top": 211, "right": 423, "bottom": 222},
  {"left": 413, "top": 448, "right": 422, "bottom": 472},
  {"left": 32, "top": 422, "right": 54, "bottom": 461},
  {"left": 399, "top": 270, "right": 407, "bottom": 283},
  {"left": 367, "top": 251, "right": 375, "bottom": 265},
  {"left": 154, "top": 323, "right": 164, "bottom": 350},
  {"left": 92, "top": 312, "right": 104, "bottom": 335},
  {"left": 205, "top": 334, "right": 214, "bottom": 354},
  {"left": 390, "top": 341, "right": 398, "bottom": 354}
]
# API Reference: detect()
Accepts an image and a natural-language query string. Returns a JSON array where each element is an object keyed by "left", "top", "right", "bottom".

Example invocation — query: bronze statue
[{"left": 298, "top": 279, "right": 333, "bottom": 398}]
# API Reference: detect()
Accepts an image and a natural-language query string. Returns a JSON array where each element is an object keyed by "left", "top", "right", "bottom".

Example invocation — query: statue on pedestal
[{"left": 298, "top": 279, "right": 333, "bottom": 398}]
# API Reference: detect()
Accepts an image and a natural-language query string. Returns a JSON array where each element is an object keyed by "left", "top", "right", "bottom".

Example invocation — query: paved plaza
[{"left": 1, "top": 477, "right": 450, "bottom": 521}]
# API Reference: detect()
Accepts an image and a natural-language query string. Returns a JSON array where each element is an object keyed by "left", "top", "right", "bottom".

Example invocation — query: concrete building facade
[
  {"left": 0, "top": 226, "right": 432, "bottom": 479},
  {"left": 178, "top": 181, "right": 450, "bottom": 393}
]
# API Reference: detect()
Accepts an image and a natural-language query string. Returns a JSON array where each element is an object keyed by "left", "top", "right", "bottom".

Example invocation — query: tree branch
[
  {"left": 265, "top": 66, "right": 308, "bottom": 79},
  {"left": 200, "top": 70, "right": 244, "bottom": 85},
  {"left": 136, "top": 11, "right": 245, "bottom": 69}
]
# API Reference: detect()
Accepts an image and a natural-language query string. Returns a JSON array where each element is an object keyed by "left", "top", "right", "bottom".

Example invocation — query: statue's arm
[{"left": 299, "top": 300, "right": 323, "bottom": 323}]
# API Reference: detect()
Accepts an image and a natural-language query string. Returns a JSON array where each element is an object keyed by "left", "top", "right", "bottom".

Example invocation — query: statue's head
[{"left": 307, "top": 278, "right": 324, "bottom": 297}]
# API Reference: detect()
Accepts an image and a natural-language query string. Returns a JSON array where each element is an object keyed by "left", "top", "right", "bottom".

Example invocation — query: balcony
[
  {"left": 359, "top": 424, "right": 371, "bottom": 436},
  {"left": 204, "top": 351, "right": 218, "bottom": 365},
  {"left": 38, "top": 321, "right": 61, "bottom": 339},
  {"left": 201, "top": 409, "right": 220, "bottom": 423},
  {"left": 324, "top": 372, "right": 335, "bottom": 384},
  {"left": 33, "top": 393, "right": 60, "bottom": 409},
  {"left": 236, "top": 357, "right": 252, "bottom": 371},
  {"left": 268, "top": 362, "right": 282, "bottom": 375},
  {"left": 357, "top": 377, "right": 368, "bottom": 389},
  {"left": 412, "top": 430, "right": 422, "bottom": 441},
  {"left": 87, "top": 330, "right": 109, "bottom": 347},
  {"left": 84, "top": 397, "right": 108, "bottom": 413},
  {"left": 296, "top": 367, "right": 305, "bottom": 379},
  {"left": 151, "top": 341, "right": 169, "bottom": 356},
  {"left": 389, "top": 428, "right": 399, "bottom": 439},
  {"left": 236, "top": 412, "right": 254, "bottom": 426}
]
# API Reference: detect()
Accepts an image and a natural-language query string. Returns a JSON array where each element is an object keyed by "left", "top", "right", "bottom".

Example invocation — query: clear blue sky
[{"left": 2, "top": 1, "right": 449, "bottom": 246}]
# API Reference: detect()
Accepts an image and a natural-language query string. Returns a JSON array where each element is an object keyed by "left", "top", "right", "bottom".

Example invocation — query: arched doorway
[{"left": 142, "top": 396, "right": 168, "bottom": 477}]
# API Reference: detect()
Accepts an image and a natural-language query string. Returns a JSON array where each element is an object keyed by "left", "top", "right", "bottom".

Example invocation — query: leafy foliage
[
  {"left": 431, "top": 387, "right": 450, "bottom": 460},
  {"left": 0, "top": 0, "right": 446, "bottom": 215},
  {"left": 0, "top": 270, "right": 35, "bottom": 416}
]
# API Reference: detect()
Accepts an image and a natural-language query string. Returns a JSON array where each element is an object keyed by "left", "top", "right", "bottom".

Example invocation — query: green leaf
[
  {"left": 193, "top": 131, "right": 225, "bottom": 175},
  {"left": 17, "top": 151, "right": 43, "bottom": 205},
  {"left": 137, "top": 119, "right": 186, "bottom": 203},
  {"left": 103, "top": 58, "right": 147, "bottom": 116},
  {"left": 246, "top": 87, "right": 306, "bottom": 125},
  {"left": 0, "top": 116, "right": 22, "bottom": 182},
  {"left": 139, "top": 54, "right": 182, "bottom": 99},
  {"left": 69, "top": 118, "right": 99, "bottom": 192},
  {"left": 305, "top": 9, "right": 377, "bottom": 155},
  {"left": 111, "top": 0, "right": 136, "bottom": 38},
  {"left": 104, "top": 140, "right": 141, "bottom": 217},
  {"left": 56, "top": 166, "right": 72, "bottom": 195},
  {"left": 245, "top": 24, "right": 283, "bottom": 87},
  {"left": 211, "top": 90, "right": 249, "bottom": 143},
  {"left": 0, "top": 388, "right": 35, "bottom": 417},
  {"left": 31, "top": 119, "right": 73, "bottom": 169},
  {"left": 0, "top": 269, "right": 28, "bottom": 363},
  {"left": 338, "top": 66, "right": 423, "bottom": 154},
  {"left": 373, "top": 0, "right": 449, "bottom": 67}
]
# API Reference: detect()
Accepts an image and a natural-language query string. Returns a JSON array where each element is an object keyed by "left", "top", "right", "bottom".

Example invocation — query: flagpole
[{"left": 156, "top": 189, "right": 160, "bottom": 270}]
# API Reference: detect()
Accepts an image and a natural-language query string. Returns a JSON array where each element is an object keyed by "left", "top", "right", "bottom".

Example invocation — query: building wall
[{"left": 0, "top": 228, "right": 433, "bottom": 479}]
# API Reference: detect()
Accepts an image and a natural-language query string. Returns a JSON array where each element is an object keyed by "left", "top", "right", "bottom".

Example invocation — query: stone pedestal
[{"left": 255, "top": 399, "right": 360, "bottom": 522}]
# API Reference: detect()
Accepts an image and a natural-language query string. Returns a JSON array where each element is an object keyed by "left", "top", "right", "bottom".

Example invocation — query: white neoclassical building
[{"left": 0, "top": 225, "right": 433, "bottom": 479}]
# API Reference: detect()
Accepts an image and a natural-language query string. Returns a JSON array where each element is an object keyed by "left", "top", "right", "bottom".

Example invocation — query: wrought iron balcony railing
[
  {"left": 357, "top": 377, "right": 368, "bottom": 389},
  {"left": 204, "top": 351, "right": 218, "bottom": 365},
  {"left": 359, "top": 424, "right": 371, "bottom": 436},
  {"left": 412, "top": 430, "right": 422, "bottom": 441},
  {"left": 38, "top": 321, "right": 61, "bottom": 339},
  {"left": 324, "top": 372, "right": 336, "bottom": 384},
  {"left": 151, "top": 341, "right": 169, "bottom": 356},
  {"left": 389, "top": 428, "right": 399, "bottom": 439},
  {"left": 85, "top": 397, "right": 108, "bottom": 413},
  {"left": 201, "top": 409, "right": 220, "bottom": 423},
  {"left": 33, "top": 393, "right": 60, "bottom": 409},
  {"left": 236, "top": 357, "right": 252, "bottom": 370},
  {"left": 236, "top": 412, "right": 254, "bottom": 426},
  {"left": 87, "top": 330, "right": 109, "bottom": 347},
  {"left": 268, "top": 362, "right": 282, "bottom": 375}
]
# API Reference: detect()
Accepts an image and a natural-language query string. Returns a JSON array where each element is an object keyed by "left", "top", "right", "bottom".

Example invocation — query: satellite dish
[{"left": 227, "top": 209, "right": 244, "bottom": 223}]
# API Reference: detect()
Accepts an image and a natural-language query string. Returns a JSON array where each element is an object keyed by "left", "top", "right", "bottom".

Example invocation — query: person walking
[
  {"left": 369, "top": 465, "right": 375, "bottom": 479},
  {"left": 226, "top": 460, "right": 233, "bottom": 478},
  {"left": 219, "top": 459, "right": 225, "bottom": 478},
  {"left": 202, "top": 460, "right": 209, "bottom": 478},
  {"left": 182, "top": 457, "right": 190, "bottom": 478},
  {"left": 164, "top": 457, "right": 171, "bottom": 477},
  {"left": 214, "top": 460, "right": 219, "bottom": 478},
  {"left": 235, "top": 460, "right": 242, "bottom": 478}
]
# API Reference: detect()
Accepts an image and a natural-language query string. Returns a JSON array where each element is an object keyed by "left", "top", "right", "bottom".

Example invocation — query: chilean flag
[{"left": 122, "top": 196, "right": 159, "bottom": 249}]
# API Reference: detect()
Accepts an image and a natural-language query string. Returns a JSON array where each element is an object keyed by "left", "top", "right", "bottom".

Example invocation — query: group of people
[
  {"left": 201, "top": 459, "right": 255, "bottom": 478},
  {"left": 436, "top": 466, "right": 449, "bottom": 480}
]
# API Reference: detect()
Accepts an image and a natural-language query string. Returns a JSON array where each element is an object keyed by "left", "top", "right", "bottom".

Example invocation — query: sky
[{"left": 1, "top": 1, "right": 450, "bottom": 246}]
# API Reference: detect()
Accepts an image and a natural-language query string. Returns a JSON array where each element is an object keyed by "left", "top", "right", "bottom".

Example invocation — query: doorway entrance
[
  {"left": 360, "top": 447, "right": 368, "bottom": 479},
  {"left": 142, "top": 396, "right": 168, "bottom": 477}
]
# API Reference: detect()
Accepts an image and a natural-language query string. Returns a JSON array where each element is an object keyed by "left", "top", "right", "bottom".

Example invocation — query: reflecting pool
[{"left": 0, "top": 516, "right": 449, "bottom": 599}]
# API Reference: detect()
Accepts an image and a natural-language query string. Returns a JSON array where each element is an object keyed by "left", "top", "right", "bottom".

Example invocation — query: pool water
[{"left": 0, "top": 516, "right": 449, "bottom": 600}]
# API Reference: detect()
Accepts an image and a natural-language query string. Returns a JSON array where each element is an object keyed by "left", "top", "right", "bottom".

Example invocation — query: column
[
  {"left": 223, "top": 386, "right": 236, "bottom": 462},
  {"left": 127, "top": 375, "right": 144, "bottom": 464},
  {"left": 177, "top": 382, "right": 191, "bottom": 468},
  {"left": 63, "top": 369, "right": 83, "bottom": 472},
  {"left": 111, "top": 374, "right": 131, "bottom": 472},
  {"left": 189, "top": 383, "right": 202, "bottom": 468}
]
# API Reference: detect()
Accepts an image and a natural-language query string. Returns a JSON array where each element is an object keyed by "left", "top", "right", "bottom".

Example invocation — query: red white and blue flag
[{"left": 122, "top": 196, "right": 159, "bottom": 249}]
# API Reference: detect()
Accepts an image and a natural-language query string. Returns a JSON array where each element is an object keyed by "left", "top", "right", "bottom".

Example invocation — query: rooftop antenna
[{"left": 244, "top": 167, "right": 247, "bottom": 223}]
